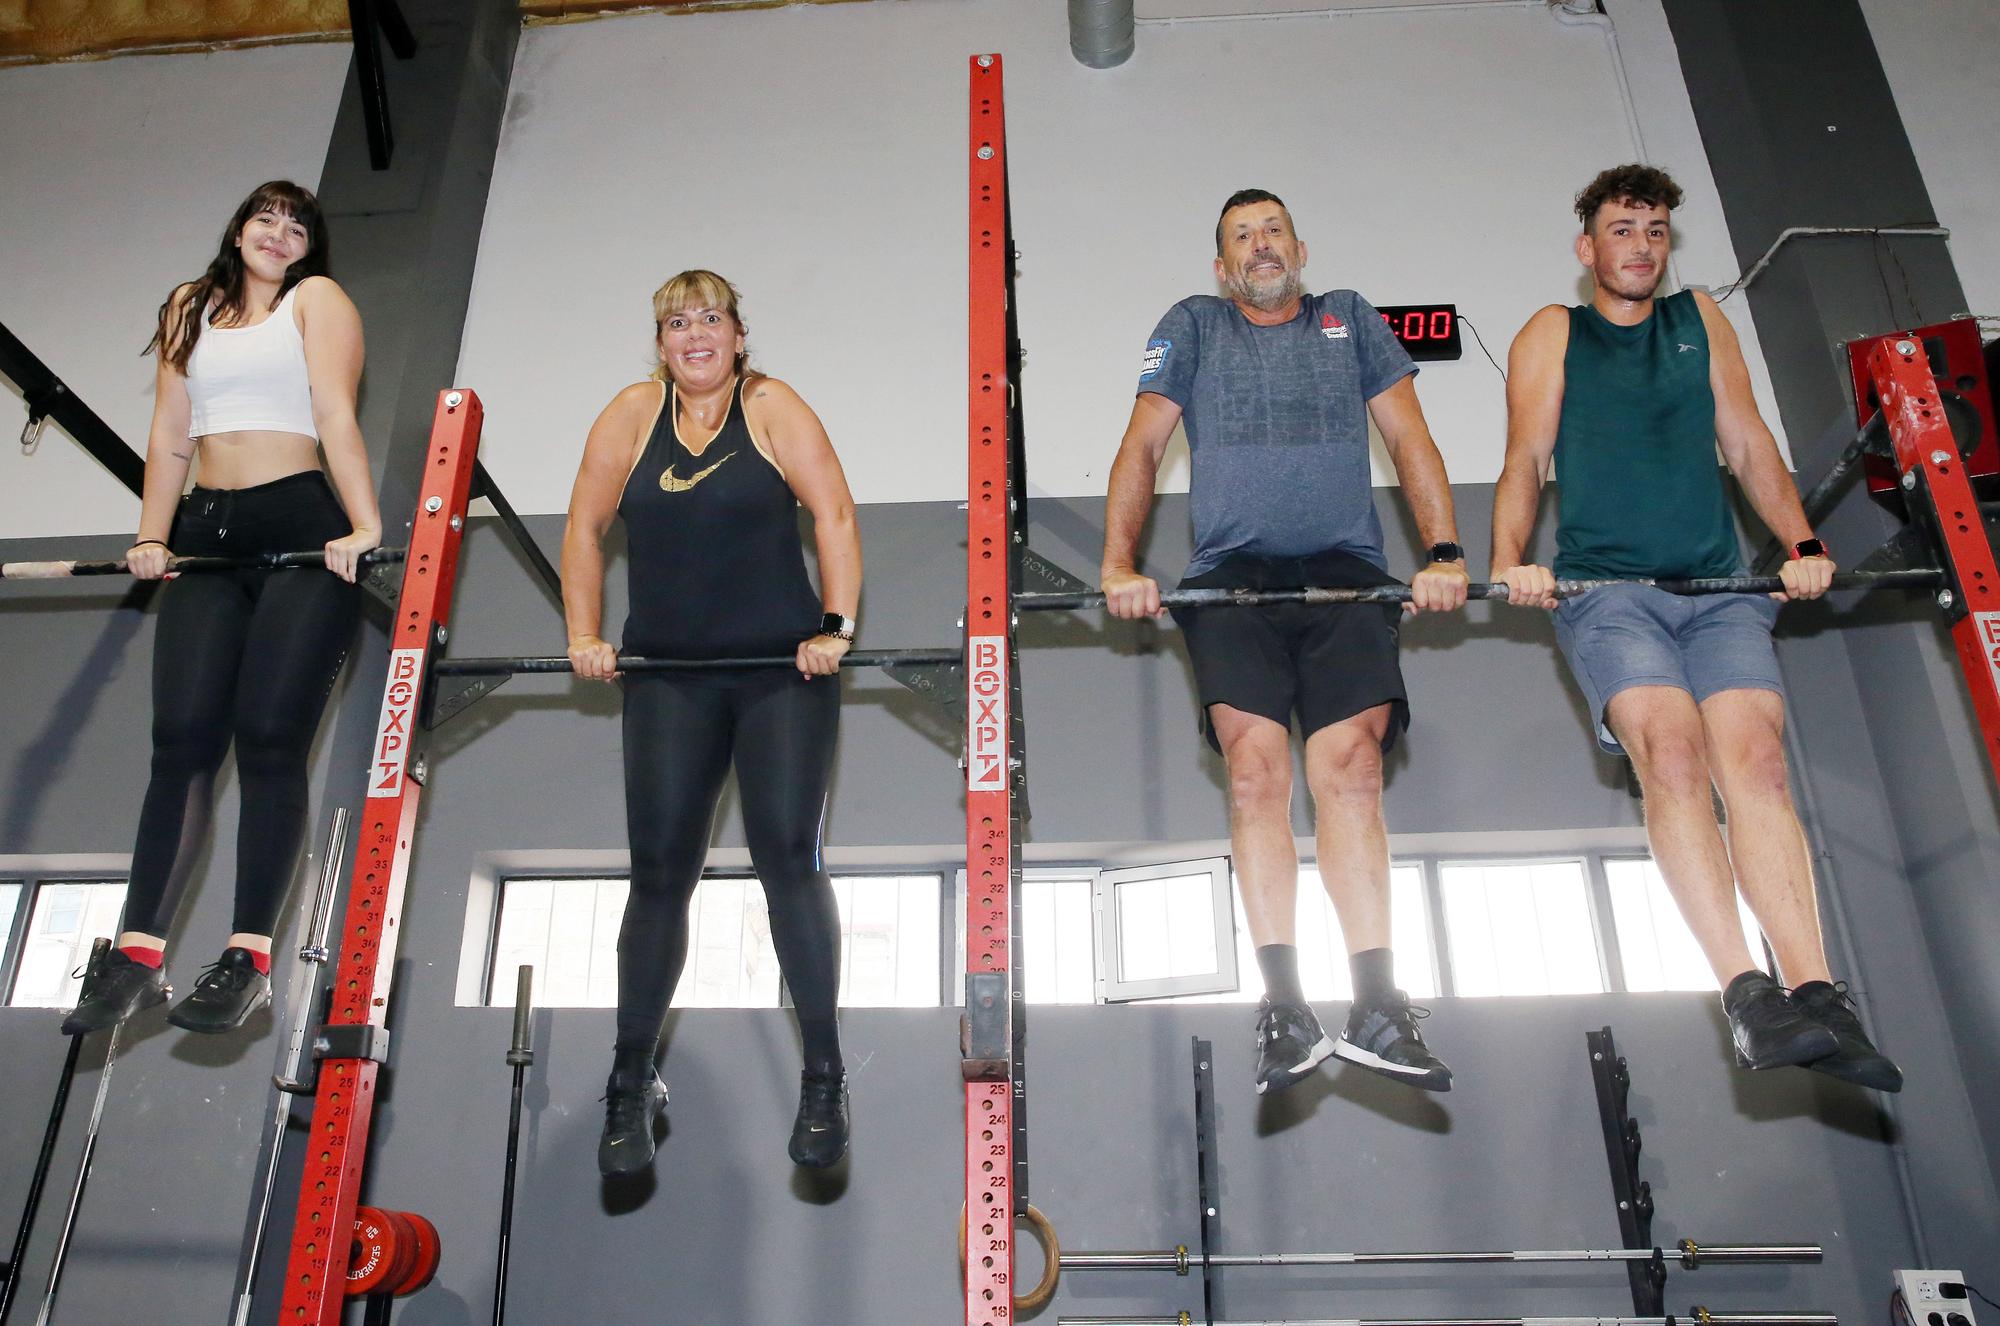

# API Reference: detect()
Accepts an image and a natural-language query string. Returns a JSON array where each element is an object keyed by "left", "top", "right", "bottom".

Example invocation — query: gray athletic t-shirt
[{"left": 1136, "top": 290, "right": 1415, "bottom": 577}]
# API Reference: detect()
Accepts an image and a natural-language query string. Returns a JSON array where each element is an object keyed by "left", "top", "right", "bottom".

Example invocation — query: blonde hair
[{"left": 650, "top": 269, "right": 761, "bottom": 383}]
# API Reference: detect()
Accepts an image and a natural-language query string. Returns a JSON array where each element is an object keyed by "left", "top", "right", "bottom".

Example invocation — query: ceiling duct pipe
[{"left": 1069, "top": 0, "right": 1134, "bottom": 69}]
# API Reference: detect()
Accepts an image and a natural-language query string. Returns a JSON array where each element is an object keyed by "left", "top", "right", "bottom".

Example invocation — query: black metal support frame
[
  {"left": 493, "top": 965, "right": 533, "bottom": 1326},
  {"left": 1191, "top": 1039, "right": 1220, "bottom": 1326},
  {"left": 0, "top": 1024, "right": 87, "bottom": 1325},
  {"left": 1588, "top": 1027, "right": 1666, "bottom": 1315},
  {"left": 348, "top": 0, "right": 419, "bottom": 171},
  {"left": 0, "top": 321, "right": 144, "bottom": 496}
]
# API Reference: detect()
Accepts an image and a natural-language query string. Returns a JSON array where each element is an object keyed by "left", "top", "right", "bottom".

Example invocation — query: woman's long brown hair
[{"left": 146, "top": 180, "right": 331, "bottom": 373}]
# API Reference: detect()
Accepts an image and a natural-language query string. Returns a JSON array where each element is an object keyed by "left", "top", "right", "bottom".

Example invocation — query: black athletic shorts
[{"left": 1168, "top": 548, "right": 1411, "bottom": 754}]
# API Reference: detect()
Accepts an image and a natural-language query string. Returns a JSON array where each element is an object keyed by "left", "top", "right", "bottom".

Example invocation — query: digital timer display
[{"left": 1377, "top": 303, "right": 1462, "bottom": 362}]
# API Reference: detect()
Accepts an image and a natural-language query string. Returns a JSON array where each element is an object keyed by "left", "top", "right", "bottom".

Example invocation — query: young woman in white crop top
[{"left": 62, "top": 180, "right": 385, "bottom": 1039}]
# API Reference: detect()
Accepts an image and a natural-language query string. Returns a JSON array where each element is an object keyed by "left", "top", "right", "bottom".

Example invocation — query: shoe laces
[
  {"left": 799, "top": 1072, "right": 845, "bottom": 1111},
  {"left": 602, "top": 1079, "right": 659, "bottom": 1129},
  {"left": 1256, "top": 1001, "right": 1316, "bottom": 1046},
  {"left": 189, "top": 957, "right": 252, "bottom": 996},
  {"left": 1364, "top": 995, "right": 1431, "bottom": 1045}
]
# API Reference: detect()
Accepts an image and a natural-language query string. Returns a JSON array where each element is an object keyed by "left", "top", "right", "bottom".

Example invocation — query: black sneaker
[
  {"left": 1333, "top": 990, "right": 1453, "bottom": 1092},
  {"left": 60, "top": 949, "right": 169, "bottom": 1036},
  {"left": 1721, "top": 970, "right": 1839, "bottom": 1070},
  {"left": 598, "top": 1066, "right": 669, "bottom": 1176},
  {"left": 1253, "top": 999, "right": 1335, "bottom": 1095},
  {"left": 788, "top": 1070, "right": 850, "bottom": 1168},
  {"left": 1793, "top": 980, "right": 1903, "bottom": 1092},
  {"left": 166, "top": 948, "right": 271, "bottom": 1034}
]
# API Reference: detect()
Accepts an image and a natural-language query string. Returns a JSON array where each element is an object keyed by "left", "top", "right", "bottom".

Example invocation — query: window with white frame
[
  {"left": 485, "top": 873, "right": 943, "bottom": 1009},
  {"left": 1168, "top": 864, "right": 1437, "bottom": 1004},
  {"left": 1439, "top": 859, "right": 1605, "bottom": 996},
  {"left": 1604, "top": 856, "right": 1767, "bottom": 992},
  {"left": 1016, "top": 871, "right": 1096, "bottom": 1005},
  {"left": 478, "top": 849, "right": 1770, "bottom": 1013},
  {"left": 5, "top": 879, "right": 128, "bottom": 1009}
]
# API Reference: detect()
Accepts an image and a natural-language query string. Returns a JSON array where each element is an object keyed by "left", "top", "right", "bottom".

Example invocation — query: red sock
[
  {"left": 245, "top": 949, "right": 272, "bottom": 976},
  {"left": 119, "top": 944, "right": 164, "bottom": 969}
]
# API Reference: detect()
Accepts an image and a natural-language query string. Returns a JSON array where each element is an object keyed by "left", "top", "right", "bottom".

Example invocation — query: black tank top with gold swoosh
[{"left": 618, "top": 379, "right": 821, "bottom": 661}]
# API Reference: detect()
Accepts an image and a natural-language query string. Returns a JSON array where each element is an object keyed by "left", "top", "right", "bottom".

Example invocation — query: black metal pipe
[
  {"left": 0, "top": 941, "right": 103, "bottom": 1326},
  {"left": 493, "top": 965, "right": 533, "bottom": 1326},
  {"left": 0, "top": 320, "right": 145, "bottom": 497},
  {"left": 1017, "top": 568, "right": 1944, "bottom": 613},
  {"left": 35, "top": 975, "right": 127, "bottom": 1325},
  {"left": 432, "top": 647, "right": 961, "bottom": 677},
  {"left": 2, "top": 548, "right": 407, "bottom": 581},
  {"left": 472, "top": 461, "right": 564, "bottom": 615}
]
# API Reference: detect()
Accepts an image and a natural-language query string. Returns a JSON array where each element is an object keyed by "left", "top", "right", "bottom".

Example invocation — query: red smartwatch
[{"left": 1790, "top": 537, "right": 1828, "bottom": 560}]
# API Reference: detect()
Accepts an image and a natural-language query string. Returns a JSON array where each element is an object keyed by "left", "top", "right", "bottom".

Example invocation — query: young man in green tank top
[{"left": 1488, "top": 165, "right": 1900, "bottom": 1092}]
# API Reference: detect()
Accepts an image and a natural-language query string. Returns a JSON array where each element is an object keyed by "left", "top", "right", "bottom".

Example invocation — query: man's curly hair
[{"left": 1574, "top": 164, "right": 1683, "bottom": 229}]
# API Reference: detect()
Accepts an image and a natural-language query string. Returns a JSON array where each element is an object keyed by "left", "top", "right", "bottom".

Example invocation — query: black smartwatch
[
  {"left": 1790, "top": 537, "right": 1828, "bottom": 561},
  {"left": 818, "top": 612, "right": 856, "bottom": 641},
  {"left": 1425, "top": 541, "right": 1465, "bottom": 564}
]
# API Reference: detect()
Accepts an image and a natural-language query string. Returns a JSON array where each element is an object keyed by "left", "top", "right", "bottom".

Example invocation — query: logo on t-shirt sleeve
[
  {"left": 1321, "top": 314, "right": 1348, "bottom": 340},
  {"left": 1139, "top": 338, "right": 1172, "bottom": 381}
]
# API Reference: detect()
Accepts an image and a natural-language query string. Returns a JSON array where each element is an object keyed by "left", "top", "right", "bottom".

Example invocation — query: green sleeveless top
[{"left": 1553, "top": 290, "right": 1738, "bottom": 580}]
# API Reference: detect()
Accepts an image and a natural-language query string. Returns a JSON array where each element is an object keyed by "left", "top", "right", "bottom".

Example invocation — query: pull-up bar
[
  {"left": 430, "top": 647, "right": 961, "bottom": 676},
  {"left": 2, "top": 548, "right": 409, "bottom": 580},
  {"left": 1016, "top": 568, "right": 1945, "bottom": 613}
]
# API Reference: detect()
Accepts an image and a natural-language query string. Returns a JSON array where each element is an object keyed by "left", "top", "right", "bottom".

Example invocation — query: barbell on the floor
[
  {"left": 1060, "top": 1239, "right": 1819, "bottom": 1273},
  {"left": 1055, "top": 1314, "right": 1838, "bottom": 1326}
]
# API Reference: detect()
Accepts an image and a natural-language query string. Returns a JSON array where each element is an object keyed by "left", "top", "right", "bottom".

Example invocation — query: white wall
[
  {"left": 1861, "top": 0, "right": 2000, "bottom": 322},
  {"left": 457, "top": 0, "right": 1790, "bottom": 520},
  {"left": 0, "top": 45, "right": 350, "bottom": 539}
]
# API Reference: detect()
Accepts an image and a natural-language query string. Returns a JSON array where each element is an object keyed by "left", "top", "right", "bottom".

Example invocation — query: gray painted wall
[
  {"left": 3, "top": 2, "right": 1997, "bottom": 1323},
  {"left": 1666, "top": 0, "right": 2000, "bottom": 1271}
]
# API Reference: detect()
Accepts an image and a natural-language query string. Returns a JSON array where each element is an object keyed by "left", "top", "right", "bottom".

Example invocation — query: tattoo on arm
[{"left": 171, "top": 449, "right": 194, "bottom": 460}]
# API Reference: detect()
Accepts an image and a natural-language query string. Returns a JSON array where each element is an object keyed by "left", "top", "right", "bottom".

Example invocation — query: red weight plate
[
  {"left": 345, "top": 1206, "right": 400, "bottom": 1297},
  {"left": 394, "top": 1211, "right": 442, "bottom": 1296},
  {"left": 383, "top": 1210, "right": 420, "bottom": 1294}
]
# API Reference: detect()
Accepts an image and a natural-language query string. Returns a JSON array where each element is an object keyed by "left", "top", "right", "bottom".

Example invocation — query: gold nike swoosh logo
[{"left": 659, "top": 451, "right": 733, "bottom": 493}]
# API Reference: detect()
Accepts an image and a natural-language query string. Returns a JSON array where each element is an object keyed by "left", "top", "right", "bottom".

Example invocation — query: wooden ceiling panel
[
  {"left": 1, "top": 0, "right": 867, "bottom": 63},
  {"left": 0, "top": 1, "right": 351, "bottom": 63}
]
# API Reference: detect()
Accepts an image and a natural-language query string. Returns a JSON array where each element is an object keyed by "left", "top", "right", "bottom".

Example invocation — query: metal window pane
[
  {"left": 1604, "top": 858, "right": 1765, "bottom": 992},
  {"left": 490, "top": 873, "right": 942, "bottom": 1010},
  {"left": 1440, "top": 861, "right": 1603, "bottom": 996},
  {"left": 9, "top": 881, "right": 128, "bottom": 1008},
  {"left": 1169, "top": 863, "right": 1433, "bottom": 1004},
  {"left": 833, "top": 874, "right": 943, "bottom": 1007},
  {"left": 1021, "top": 873, "right": 1095, "bottom": 1005},
  {"left": 1097, "top": 859, "right": 1236, "bottom": 1003},
  {"left": 0, "top": 882, "right": 21, "bottom": 970}
]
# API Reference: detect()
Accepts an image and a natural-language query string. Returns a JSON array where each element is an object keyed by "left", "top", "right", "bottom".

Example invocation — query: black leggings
[
  {"left": 617, "top": 670, "right": 843, "bottom": 1071},
  {"left": 121, "top": 473, "right": 358, "bottom": 939}
]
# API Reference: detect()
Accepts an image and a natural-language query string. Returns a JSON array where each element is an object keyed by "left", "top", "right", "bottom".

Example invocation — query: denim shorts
[{"left": 1553, "top": 581, "right": 1784, "bottom": 754}]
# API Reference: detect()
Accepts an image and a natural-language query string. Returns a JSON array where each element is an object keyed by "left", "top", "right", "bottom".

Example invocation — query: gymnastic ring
[{"left": 959, "top": 1200, "right": 1061, "bottom": 1314}]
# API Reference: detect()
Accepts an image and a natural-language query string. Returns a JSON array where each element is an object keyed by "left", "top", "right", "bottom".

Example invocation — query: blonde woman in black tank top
[{"left": 562, "top": 270, "right": 863, "bottom": 1172}]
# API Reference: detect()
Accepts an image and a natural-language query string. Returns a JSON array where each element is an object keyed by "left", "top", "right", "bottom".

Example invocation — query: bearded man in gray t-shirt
[{"left": 1101, "top": 189, "right": 1469, "bottom": 1095}]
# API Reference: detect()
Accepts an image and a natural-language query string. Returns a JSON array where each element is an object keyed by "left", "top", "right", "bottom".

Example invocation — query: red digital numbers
[{"left": 1376, "top": 303, "right": 1462, "bottom": 361}]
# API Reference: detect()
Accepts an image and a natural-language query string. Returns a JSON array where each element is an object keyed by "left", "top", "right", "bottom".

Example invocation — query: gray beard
[{"left": 1227, "top": 266, "right": 1303, "bottom": 311}]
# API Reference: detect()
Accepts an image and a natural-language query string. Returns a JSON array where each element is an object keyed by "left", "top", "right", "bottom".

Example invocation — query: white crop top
[{"left": 184, "top": 284, "right": 318, "bottom": 440}]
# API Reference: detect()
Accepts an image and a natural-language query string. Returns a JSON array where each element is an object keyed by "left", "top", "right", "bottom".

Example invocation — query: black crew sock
[
  {"left": 1255, "top": 944, "right": 1306, "bottom": 1006},
  {"left": 611, "top": 1042, "right": 657, "bottom": 1081},
  {"left": 799, "top": 1016, "right": 844, "bottom": 1078},
  {"left": 1349, "top": 947, "right": 1395, "bottom": 1005}
]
